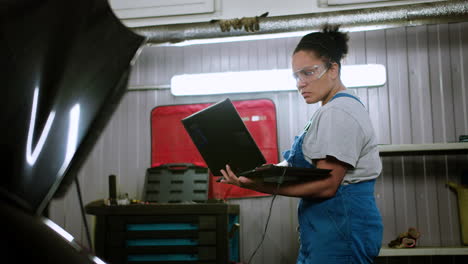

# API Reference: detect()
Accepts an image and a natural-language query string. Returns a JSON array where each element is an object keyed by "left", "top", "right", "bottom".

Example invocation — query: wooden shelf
[
  {"left": 378, "top": 142, "right": 468, "bottom": 155},
  {"left": 379, "top": 246, "right": 468, "bottom": 256}
]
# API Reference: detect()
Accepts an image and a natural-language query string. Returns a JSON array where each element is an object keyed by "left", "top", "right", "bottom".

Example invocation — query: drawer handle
[
  {"left": 126, "top": 239, "right": 198, "bottom": 246},
  {"left": 127, "top": 254, "right": 198, "bottom": 262},
  {"left": 127, "top": 223, "right": 198, "bottom": 231}
]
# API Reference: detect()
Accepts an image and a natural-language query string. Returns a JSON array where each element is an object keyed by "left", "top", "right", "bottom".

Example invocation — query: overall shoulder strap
[{"left": 330, "top": 93, "right": 366, "bottom": 108}]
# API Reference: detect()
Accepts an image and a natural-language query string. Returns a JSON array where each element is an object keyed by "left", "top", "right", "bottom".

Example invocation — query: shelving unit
[
  {"left": 378, "top": 142, "right": 468, "bottom": 155},
  {"left": 379, "top": 246, "right": 468, "bottom": 257},
  {"left": 376, "top": 142, "right": 468, "bottom": 257}
]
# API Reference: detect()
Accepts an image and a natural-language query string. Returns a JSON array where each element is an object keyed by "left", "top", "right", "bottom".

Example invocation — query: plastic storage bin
[{"left": 144, "top": 163, "right": 209, "bottom": 203}]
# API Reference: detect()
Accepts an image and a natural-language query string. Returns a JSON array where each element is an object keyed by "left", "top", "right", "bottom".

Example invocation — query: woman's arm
[{"left": 220, "top": 156, "right": 349, "bottom": 199}]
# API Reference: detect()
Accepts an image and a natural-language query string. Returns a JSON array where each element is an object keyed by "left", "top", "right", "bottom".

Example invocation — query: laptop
[{"left": 181, "top": 98, "right": 331, "bottom": 182}]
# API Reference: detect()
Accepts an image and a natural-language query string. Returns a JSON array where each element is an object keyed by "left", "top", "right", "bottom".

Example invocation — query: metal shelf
[
  {"left": 377, "top": 143, "right": 468, "bottom": 257},
  {"left": 379, "top": 246, "right": 468, "bottom": 256},
  {"left": 378, "top": 142, "right": 468, "bottom": 155}
]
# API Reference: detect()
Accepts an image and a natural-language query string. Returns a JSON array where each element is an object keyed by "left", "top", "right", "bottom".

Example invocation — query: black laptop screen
[{"left": 182, "top": 99, "right": 267, "bottom": 176}]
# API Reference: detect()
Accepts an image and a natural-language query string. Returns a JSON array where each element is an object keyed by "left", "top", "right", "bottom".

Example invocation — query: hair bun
[
  {"left": 322, "top": 24, "right": 349, "bottom": 59},
  {"left": 293, "top": 24, "right": 349, "bottom": 65}
]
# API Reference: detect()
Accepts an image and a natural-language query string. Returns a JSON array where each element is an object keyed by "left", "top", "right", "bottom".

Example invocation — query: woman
[{"left": 220, "top": 25, "right": 383, "bottom": 264}]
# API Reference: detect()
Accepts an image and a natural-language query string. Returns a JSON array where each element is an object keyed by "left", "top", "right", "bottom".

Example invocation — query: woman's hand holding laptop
[{"left": 219, "top": 164, "right": 264, "bottom": 189}]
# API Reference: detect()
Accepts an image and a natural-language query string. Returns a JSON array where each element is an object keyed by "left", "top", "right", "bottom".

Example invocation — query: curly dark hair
[{"left": 293, "top": 24, "right": 349, "bottom": 68}]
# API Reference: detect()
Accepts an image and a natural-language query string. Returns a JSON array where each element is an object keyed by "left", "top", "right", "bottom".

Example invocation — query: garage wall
[{"left": 50, "top": 22, "right": 468, "bottom": 263}]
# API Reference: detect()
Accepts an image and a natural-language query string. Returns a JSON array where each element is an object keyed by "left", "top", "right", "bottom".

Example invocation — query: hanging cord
[
  {"left": 75, "top": 176, "right": 93, "bottom": 252},
  {"left": 247, "top": 167, "right": 286, "bottom": 264}
]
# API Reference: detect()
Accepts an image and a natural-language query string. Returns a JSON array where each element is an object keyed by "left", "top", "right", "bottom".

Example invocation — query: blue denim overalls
[{"left": 283, "top": 93, "right": 383, "bottom": 264}]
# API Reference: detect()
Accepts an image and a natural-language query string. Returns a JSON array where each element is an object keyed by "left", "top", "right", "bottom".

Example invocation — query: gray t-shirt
[{"left": 302, "top": 90, "right": 382, "bottom": 184}]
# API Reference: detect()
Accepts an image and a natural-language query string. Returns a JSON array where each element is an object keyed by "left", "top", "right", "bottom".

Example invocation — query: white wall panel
[
  {"left": 407, "top": 25, "right": 434, "bottom": 144},
  {"left": 429, "top": 24, "right": 457, "bottom": 143},
  {"left": 365, "top": 29, "right": 391, "bottom": 145},
  {"left": 450, "top": 22, "right": 468, "bottom": 139},
  {"left": 387, "top": 27, "right": 412, "bottom": 144}
]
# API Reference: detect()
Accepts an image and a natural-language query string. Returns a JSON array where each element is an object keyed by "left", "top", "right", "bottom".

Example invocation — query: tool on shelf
[
  {"left": 388, "top": 227, "right": 421, "bottom": 249},
  {"left": 447, "top": 181, "right": 468, "bottom": 245}
]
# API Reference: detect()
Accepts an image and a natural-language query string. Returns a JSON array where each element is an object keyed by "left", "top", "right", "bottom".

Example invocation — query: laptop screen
[{"left": 182, "top": 98, "right": 266, "bottom": 176}]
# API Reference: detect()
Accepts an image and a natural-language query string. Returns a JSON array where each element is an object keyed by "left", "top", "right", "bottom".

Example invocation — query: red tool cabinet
[{"left": 150, "top": 99, "right": 279, "bottom": 199}]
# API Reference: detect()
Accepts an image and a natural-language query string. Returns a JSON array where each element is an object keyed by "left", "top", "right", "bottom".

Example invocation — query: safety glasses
[{"left": 292, "top": 64, "right": 328, "bottom": 83}]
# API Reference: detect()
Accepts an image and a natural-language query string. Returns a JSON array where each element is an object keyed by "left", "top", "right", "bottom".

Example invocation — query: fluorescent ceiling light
[
  {"left": 341, "top": 64, "right": 386, "bottom": 87},
  {"left": 156, "top": 27, "right": 391, "bottom": 47},
  {"left": 172, "top": 69, "right": 294, "bottom": 96},
  {"left": 159, "top": 31, "right": 311, "bottom": 47},
  {"left": 171, "top": 64, "right": 386, "bottom": 96}
]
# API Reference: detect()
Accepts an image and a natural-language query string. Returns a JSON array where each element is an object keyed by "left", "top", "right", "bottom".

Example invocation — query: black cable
[
  {"left": 247, "top": 193, "right": 277, "bottom": 264},
  {"left": 75, "top": 176, "right": 93, "bottom": 252},
  {"left": 247, "top": 167, "right": 286, "bottom": 264}
]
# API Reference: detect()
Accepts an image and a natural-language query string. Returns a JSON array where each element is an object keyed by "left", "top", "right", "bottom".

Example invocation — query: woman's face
[{"left": 292, "top": 50, "right": 336, "bottom": 104}]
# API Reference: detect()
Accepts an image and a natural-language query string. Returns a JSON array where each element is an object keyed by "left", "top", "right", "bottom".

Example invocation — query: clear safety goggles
[{"left": 292, "top": 64, "right": 328, "bottom": 83}]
